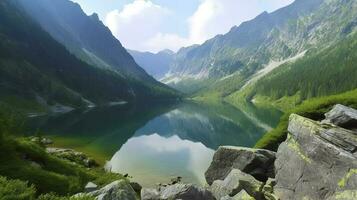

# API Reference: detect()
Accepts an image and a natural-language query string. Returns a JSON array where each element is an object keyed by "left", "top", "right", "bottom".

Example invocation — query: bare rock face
[
  {"left": 323, "top": 104, "right": 357, "bottom": 130},
  {"left": 274, "top": 114, "right": 357, "bottom": 200},
  {"left": 141, "top": 183, "right": 215, "bottom": 200},
  {"left": 205, "top": 146, "right": 276, "bottom": 185}
]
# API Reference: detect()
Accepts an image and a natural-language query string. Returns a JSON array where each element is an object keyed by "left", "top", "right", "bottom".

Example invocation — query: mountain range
[
  {"left": 0, "top": 0, "right": 178, "bottom": 112},
  {"left": 128, "top": 49, "right": 174, "bottom": 80},
  {"left": 132, "top": 0, "right": 357, "bottom": 105},
  {"left": 1, "top": 0, "right": 357, "bottom": 113}
]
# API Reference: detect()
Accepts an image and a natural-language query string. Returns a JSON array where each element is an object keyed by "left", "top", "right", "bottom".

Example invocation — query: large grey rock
[
  {"left": 210, "top": 169, "right": 264, "bottom": 200},
  {"left": 323, "top": 104, "right": 357, "bottom": 130},
  {"left": 141, "top": 183, "right": 215, "bottom": 200},
  {"left": 274, "top": 114, "right": 357, "bottom": 200},
  {"left": 88, "top": 180, "right": 137, "bottom": 200},
  {"left": 205, "top": 146, "right": 276, "bottom": 185}
]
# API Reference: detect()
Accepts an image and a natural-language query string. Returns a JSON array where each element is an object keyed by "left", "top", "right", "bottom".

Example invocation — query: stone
[
  {"left": 262, "top": 178, "right": 278, "bottom": 200},
  {"left": 323, "top": 104, "right": 357, "bottom": 130},
  {"left": 130, "top": 182, "right": 142, "bottom": 193},
  {"left": 41, "top": 138, "right": 53, "bottom": 145},
  {"left": 141, "top": 188, "right": 160, "bottom": 200},
  {"left": 85, "top": 182, "right": 98, "bottom": 193},
  {"left": 46, "top": 147, "right": 98, "bottom": 168},
  {"left": 30, "top": 137, "right": 40, "bottom": 143},
  {"left": 274, "top": 114, "right": 357, "bottom": 200},
  {"left": 141, "top": 183, "right": 215, "bottom": 200},
  {"left": 210, "top": 169, "right": 264, "bottom": 200},
  {"left": 169, "top": 176, "right": 182, "bottom": 185},
  {"left": 29, "top": 161, "right": 42, "bottom": 169},
  {"left": 205, "top": 146, "right": 276, "bottom": 185},
  {"left": 233, "top": 190, "right": 254, "bottom": 200},
  {"left": 87, "top": 180, "right": 137, "bottom": 200}
]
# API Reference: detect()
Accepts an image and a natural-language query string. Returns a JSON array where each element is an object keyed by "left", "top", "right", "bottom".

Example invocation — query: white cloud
[
  {"left": 105, "top": 0, "right": 294, "bottom": 52},
  {"left": 187, "top": 0, "right": 294, "bottom": 45},
  {"left": 105, "top": 0, "right": 171, "bottom": 52},
  {"left": 145, "top": 33, "right": 191, "bottom": 53}
]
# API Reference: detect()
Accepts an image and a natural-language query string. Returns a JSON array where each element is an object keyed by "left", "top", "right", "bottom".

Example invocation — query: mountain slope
[
  {"left": 15, "top": 0, "right": 178, "bottom": 98},
  {"left": 0, "top": 0, "right": 176, "bottom": 112},
  {"left": 128, "top": 49, "right": 174, "bottom": 80},
  {"left": 167, "top": 0, "right": 357, "bottom": 95},
  {"left": 229, "top": 31, "right": 357, "bottom": 110}
]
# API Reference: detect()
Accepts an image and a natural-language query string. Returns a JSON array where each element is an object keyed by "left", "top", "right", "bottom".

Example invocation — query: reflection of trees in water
[
  {"left": 27, "top": 101, "right": 179, "bottom": 156},
  {"left": 27, "top": 100, "right": 282, "bottom": 156},
  {"left": 134, "top": 101, "right": 282, "bottom": 149}
]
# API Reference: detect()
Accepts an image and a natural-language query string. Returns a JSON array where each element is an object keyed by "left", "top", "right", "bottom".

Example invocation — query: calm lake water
[{"left": 28, "top": 101, "right": 282, "bottom": 187}]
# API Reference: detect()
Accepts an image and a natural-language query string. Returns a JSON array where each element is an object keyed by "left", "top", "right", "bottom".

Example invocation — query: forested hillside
[
  {"left": 165, "top": 0, "right": 357, "bottom": 96},
  {"left": 0, "top": 0, "right": 177, "bottom": 112},
  {"left": 248, "top": 32, "right": 357, "bottom": 103}
]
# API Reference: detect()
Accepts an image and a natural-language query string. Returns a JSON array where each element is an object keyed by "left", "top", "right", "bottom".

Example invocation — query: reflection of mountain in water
[
  {"left": 134, "top": 102, "right": 282, "bottom": 149},
  {"left": 28, "top": 101, "right": 282, "bottom": 159},
  {"left": 28, "top": 102, "right": 178, "bottom": 157}
]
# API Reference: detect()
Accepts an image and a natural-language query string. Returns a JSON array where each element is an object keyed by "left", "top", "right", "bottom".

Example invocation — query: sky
[{"left": 72, "top": 0, "right": 294, "bottom": 53}]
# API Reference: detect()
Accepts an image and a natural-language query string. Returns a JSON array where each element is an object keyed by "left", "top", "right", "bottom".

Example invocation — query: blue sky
[{"left": 72, "top": 0, "right": 294, "bottom": 53}]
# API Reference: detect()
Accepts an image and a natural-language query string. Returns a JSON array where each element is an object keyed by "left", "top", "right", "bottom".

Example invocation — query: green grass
[
  {"left": 0, "top": 176, "right": 95, "bottom": 200},
  {"left": 0, "top": 103, "right": 124, "bottom": 197},
  {"left": 0, "top": 176, "right": 36, "bottom": 200},
  {"left": 255, "top": 89, "right": 357, "bottom": 151},
  {"left": 0, "top": 137, "right": 124, "bottom": 196}
]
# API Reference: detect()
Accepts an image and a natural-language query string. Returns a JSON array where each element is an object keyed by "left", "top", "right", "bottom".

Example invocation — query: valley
[{"left": 0, "top": 0, "right": 357, "bottom": 199}]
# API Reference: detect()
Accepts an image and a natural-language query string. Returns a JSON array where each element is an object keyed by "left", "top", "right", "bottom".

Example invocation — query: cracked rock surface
[{"left": 274, "top": 113, "right": 357, "bottom": 200}]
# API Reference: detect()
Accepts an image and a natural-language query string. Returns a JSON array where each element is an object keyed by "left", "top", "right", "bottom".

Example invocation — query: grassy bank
[
  {"left": 254, "top": 89, "right": 357, "bottom": 151},
  {"left": 0, "top": 104, "right": 125, "bottom": 198}
]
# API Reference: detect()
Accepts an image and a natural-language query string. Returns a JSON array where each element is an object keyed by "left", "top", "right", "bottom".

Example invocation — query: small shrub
[{"left": 0, "top": 176, "right": 36, "bottom": 200}]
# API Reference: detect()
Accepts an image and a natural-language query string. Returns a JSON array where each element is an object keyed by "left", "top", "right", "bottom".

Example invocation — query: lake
[{"left": 28, "top": 101, "right": 282, "bottom": 187}]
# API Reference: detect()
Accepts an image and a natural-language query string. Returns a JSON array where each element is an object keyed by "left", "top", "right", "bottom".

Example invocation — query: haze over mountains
[
  {"left": 128, "top": 49, "right": 174, "bottom": 80},
  {"left": 0, "top": 0, "right": 178, "bottom": 112}
]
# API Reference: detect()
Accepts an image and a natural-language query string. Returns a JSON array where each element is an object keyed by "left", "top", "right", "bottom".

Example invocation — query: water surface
[{"left": 29, "top": 101, "right": 282, "bottom": 186}]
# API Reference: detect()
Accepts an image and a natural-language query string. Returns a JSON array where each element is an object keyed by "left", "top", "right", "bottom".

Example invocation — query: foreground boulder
[
  {"left": 205, "top": 146, "right": 276, "bottom": 185},
  {"left": 141, "top": 183, "right": 215, "bottom": 200},
  {"left": 274, "top": 114, "right": 357, "bottom": 200},
  {"left": 210, "top": 169, "right": 264, "bottom": 200},
  {"left": 323, "top": 104, "right": 357, "bottom": 130},
  {"left": 85, "top": 180, "right": 137, "bottom": 200}
]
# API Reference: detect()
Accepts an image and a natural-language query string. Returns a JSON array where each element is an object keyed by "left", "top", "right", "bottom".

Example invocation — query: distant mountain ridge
[
  {"left": 128, "top": 49, "right": 174, "bottom": 79},
  {"left": 163, "top": 0, "right": 357, "bottom": 95}
]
